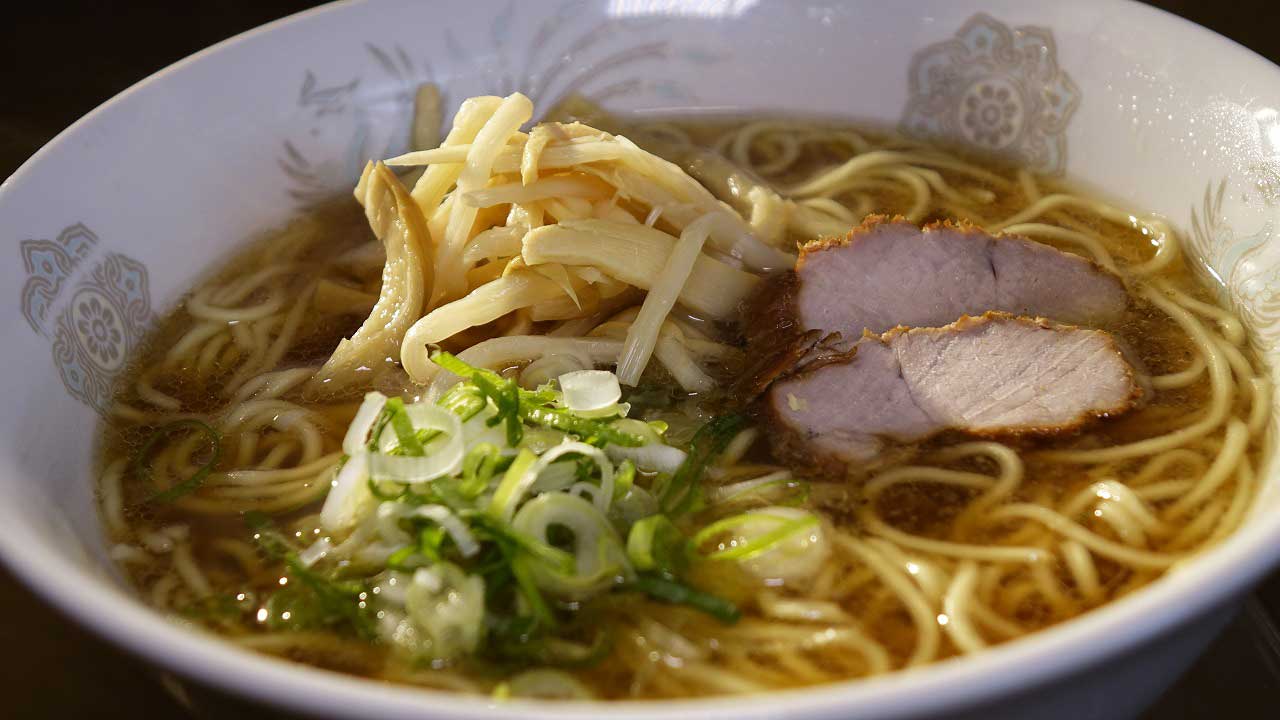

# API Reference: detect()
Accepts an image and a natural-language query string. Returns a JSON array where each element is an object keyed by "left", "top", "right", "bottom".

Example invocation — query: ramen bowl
[{"left": 2, "top": 0, "right": 1280, "bottom": 718}]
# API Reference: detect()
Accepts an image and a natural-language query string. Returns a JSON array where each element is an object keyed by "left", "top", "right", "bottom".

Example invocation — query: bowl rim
[{"left": 3, "top": 0, "right": 1280, "bottom": 718}]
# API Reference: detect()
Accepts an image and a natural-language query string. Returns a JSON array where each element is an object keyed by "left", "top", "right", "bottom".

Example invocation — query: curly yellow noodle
[{"left": 95, "top": 113, "right": 1268, "bottom": 699}]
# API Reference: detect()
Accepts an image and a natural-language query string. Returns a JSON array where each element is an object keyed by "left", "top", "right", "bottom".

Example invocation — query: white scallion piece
[
  {"left": 320, "top": 454, "right": 374, "bottom": 533},
  {"left": 490, "top": 440, "right": 614, "bottom": 521},
  {"left": 424, "top": 336, "right": 622, "bottom": 401},
  {"left": 368, "top": 443, "right": 464, "bottom": 485},
  {"left": 705, "top": 470, "right": 794, "bottom": 504},
  {"left": 365, "top": 404, "right": 466, "bottom": 484},
  {"left": 413, "top": 505, "right": 480, "bottom": 558},
  {"left": 605, "top": 442, "right": 688, "bottom": 474},
  {"left": 558, "top": 369, "right": 622, "bottom": 412},
  {"left": 342, "top": 392, "right": 388, "bottom": 456},
  {"left": 512, "top": 493, "right": 630, "bottom": 598},
  {"left": 404, "top": 563, "right": 486, "bottom": 660},
  {"left": 716, "top": 507, "right": 830, "bottom": 584},
  {"left": 297, "top": 537, "right": 334, "bottom": 568}
]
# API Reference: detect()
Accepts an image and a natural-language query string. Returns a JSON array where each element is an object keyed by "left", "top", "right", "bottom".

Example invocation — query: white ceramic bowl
[{"left": 3, "top": 1, "right": 1280, "bottom": 718}]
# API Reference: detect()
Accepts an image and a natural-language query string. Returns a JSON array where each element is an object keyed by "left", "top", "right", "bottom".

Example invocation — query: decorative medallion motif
[
  {"left": 20, "top": 223, "right": 98, "bottom": 337},
  {"left": 19, "top": 226, "right": 153, "bottom": 413},
  {"left": 901, "top": 13, "right": 1080, "bottom": 176}
]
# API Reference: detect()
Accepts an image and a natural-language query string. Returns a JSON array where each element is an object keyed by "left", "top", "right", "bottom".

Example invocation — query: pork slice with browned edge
[{"left": 767, "top": 313, "right": 1141, "bottom": 466}]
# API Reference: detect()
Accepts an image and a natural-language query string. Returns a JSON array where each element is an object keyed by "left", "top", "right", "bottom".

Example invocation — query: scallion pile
[{"left": 250, "top": 351, "right": 825, "bottom": 667}]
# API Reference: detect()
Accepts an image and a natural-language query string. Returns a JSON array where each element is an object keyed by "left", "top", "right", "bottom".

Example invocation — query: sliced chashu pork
[
  {"left": 737, "top": 216, "right": 1130, "bottom": 398},
  {"left": 768, "top": 313, "right": 1142, "bottom": 465},
  {"left": 797, "top": 214, "right": 1127, "bottom": 334}
]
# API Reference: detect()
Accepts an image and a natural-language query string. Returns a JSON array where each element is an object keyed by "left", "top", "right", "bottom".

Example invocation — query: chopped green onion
[
  {"left": 277, "top": 349, "right": 755, "bottom": 661},
  {"left": 613, "top": 459, "right": 636, "bottom": 502},
  {"left": 473, "top": 371, "right": 523, "bottom": 446},
  {"left": 512, "top": 493, "right": 629, "bottom": 599},
  {"left": 430, "top": 350, "right": 480, "bottom": 379},
  {"left": 519, "top": 405, "right": 644, "bottom": 447},
  {"left": 419, "top": 525, "right": 447, "bottom": 561},
  {"left": 659, "top": 414, "right": 748, "bottom": 516},
  {"left": 631, "top": 572, "right": 740, "bottom": 624},
  {"left": 265, "top": 586, "right": 330, "bottom": 630},
  {"left": 471, "top": 512, "right": 575, "bottom": 574},
  {"left": 384, "top": 397, "right": 425, "bottom": 456},
  {"left": 366, "top": 476, "right": 406, "bottom": 501},
  {"left": 523, "top": 383, "right": 561, "bottom": 406},
  {"left": 367, "top": 402, "right": 466, "bottom": 482},
  {"left": 625, "top": 515, "right": 687, "bottom": 573},
  {"left": 366, "top": 403, "right": 395, "bottom": 452},
  {"left": 245, "top": 513, "right": 377, "bottom": 639},
  {"left": 711, "top": 475, "right": 809, "bottom": 507},
  {"left": 341, "top": 393, "right": 388, "bottom": 455},
  {"left": 432, "top": 350, "right": 643, "bottom": 447},
  {"left": 608, "top": 418, "right": 661, "bottom": 444},
  {"left": 489, "top": 448, "right": 539, "bottom": 522},
  {"left": 432, "top": 352, "right": 552, "bottom": 404},
  {"left": 511, "top": 555, "right": 555, "bottom": 628},
  {"left": 433, "top": 350, "right": 525, "bottom": 445},
  {"left": 460, "top": 442, "right": 504, "bottom": 497},
  {"left": 385, "top": 545, "right": 421, "bottom": 570},
  {"left": 398, "top": 481, "right": 465, "bottom": 511},
  {"left": 386, "top": 523, "right": 449, "bottom": 570},
  {"left": 438, "top": 382, "right": 487, "bottom": 421},
  {"left": 695, "top": 513, "right": 819, "bottom": 561},
  {"left": 558, "top": 369, "right": 622, "bottom": 412},
  {"left": 135, "top": 419, "right": 222, "bottom": 503}
]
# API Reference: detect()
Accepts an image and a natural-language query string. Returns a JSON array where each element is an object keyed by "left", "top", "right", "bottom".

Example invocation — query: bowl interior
[{"left": 3, "top": 1, "right": 1280, "bottom": 718}]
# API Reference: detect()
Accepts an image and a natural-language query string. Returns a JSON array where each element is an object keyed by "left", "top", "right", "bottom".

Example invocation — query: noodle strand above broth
[{"left": 95, "top": 91, "right": 1270, "bottom": 700}]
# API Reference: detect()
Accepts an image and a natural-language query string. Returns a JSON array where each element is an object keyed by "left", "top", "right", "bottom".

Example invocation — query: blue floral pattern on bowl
[
  {"left": 901, "top": 13, "right": 1080, "bottom": 176},
  {"left": 20, "top": 225, "right": 153, "bottom": 414}
]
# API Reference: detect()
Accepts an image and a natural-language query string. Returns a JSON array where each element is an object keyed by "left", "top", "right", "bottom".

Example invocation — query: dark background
[{"left": 3, "top": 1, "right": 1280, "bottom": 717}]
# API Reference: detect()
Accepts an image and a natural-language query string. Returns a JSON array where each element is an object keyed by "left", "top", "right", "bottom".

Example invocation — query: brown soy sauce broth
[
  {"left": 94, "top": 114, "right": 1268, "bottom": 697},
  {"left": 96, "top": 200, "right": 376, "bottom": 616},
  {"left": 100, "top": 206, "right": 368, "bottom": 430}
]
